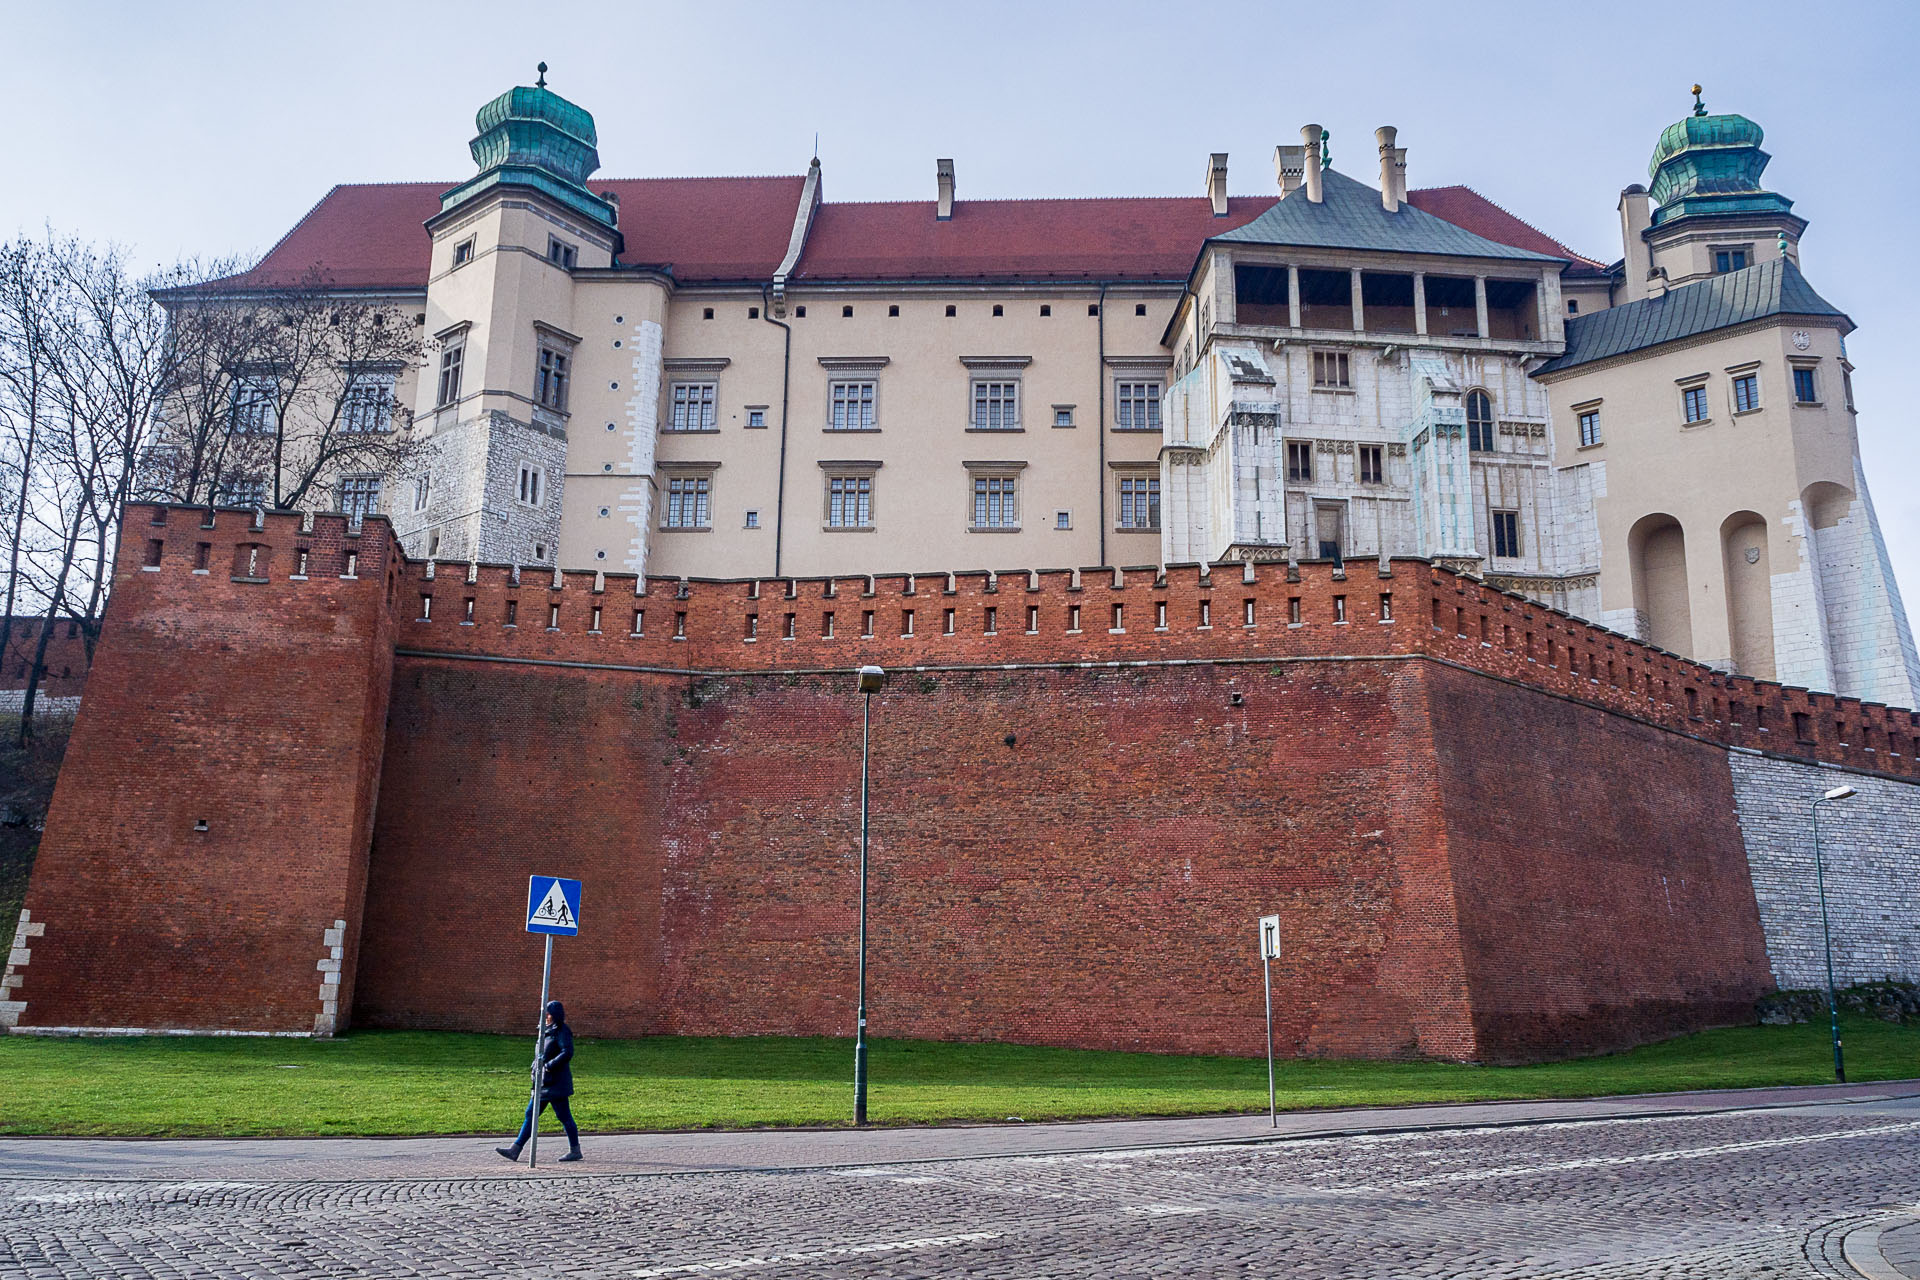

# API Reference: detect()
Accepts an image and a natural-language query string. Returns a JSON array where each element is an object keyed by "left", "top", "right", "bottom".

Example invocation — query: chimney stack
[
  {"left": 936, "top": 159, "right": 955, "bottom": 221},
  {"left": 1617, "top": 184, "right": 1653, "bottom": 302},
  {"left": 1375, "top": 126, "right": 1406, "bottom": 212},
  {"left": 1205, "top": 152, "right": 1229, "bottom": 216},
  {"left": 1274, "top": 144, "right": 1306, "bottom": 196},
  {"left": 1301, "top": 124, "right": 1325, "bottom": 203}
]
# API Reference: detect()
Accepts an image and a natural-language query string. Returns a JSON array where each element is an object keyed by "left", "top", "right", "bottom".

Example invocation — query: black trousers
[{"left": 513, "top": 1094, "right": 579, "bottom": 1147}]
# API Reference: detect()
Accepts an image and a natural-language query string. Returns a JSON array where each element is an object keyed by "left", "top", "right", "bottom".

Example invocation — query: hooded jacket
[{"left": 535, "top": 1000, "right": 575, "bottom": 1100}]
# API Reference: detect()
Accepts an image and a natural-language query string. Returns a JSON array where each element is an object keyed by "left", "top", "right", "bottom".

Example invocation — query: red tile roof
[
  {"left": 220, "top": 175, "right": 1603, "bottom": 292},
  {"left": 1406, "top": 186, "right": 1609, "bottom": 275},
  {"left": 792, "top": 196, "right": 1277, "bottom": 282},
  {"left": 231, "top": 176, "right": 809, "bottom": 290}
]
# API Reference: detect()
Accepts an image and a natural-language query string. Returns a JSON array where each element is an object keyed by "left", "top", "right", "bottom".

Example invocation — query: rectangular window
[
  {"left": 437, "top": 343, "right": 464, "bottom": 407},
  {"left": 339, "top": 475, "right": 382, "bottom": 521},
  {"left": 971, "top": 381, "right": 1020, "bottom": 430},
  {"left": 747, "top": 408, "right": 767, "bottom": 428},
  {"left": 1714, "top": 249, "right": 1748, "bottom": 273},
  {"left": 342, "top": 375, "right": 395, "bottom": 433},
  {"left": 547, "top": 237, "right": 577, "bottom": 270},
  {"left": 228, "top": 376, "right": 278, "bottom": 435},
  {"left": 517, "top": 463, "right": 544, "bottom": 508},
  {"left": 1793, "top": 367, "right": 1817, "bottom": 403},
  {"left": 1286, "top": 441, "right": 1313, "bottom": 483},
  {"left": 536, "top": 346, "right": 570, "bottom": 412},
  {"left": 412, "top": 474, "right": 431, "bottom": 512},
  {"left": 828, "top": 380, "right": 877, "bottom": 430},
  {"left": 664, "top": 476, "right": 711, "bottom": 529},
  {"left": 1311, "top": 351, "right": 1350, "bottom": 389},
  {"left": 668, "top": 382, "right": 718, "bottom": 432},
  {"left": 826, "top": 474, "right": 874, "bottom": 529},
  {"left": 1358, "top": 444, "right": 1383, "bottom": 484},
  {"left": 972, "top": 475, "right": 1018, "bottom": 529},
  {"left": 1683, "top": 384, "right": 1710, "bottom": 423},
  {"left": 452, "top": 238, "right": 475, "bottom": 267},
  {"left": 1118, "top": 475, "right": 1160, "bottom": 530},
  {"left": 1114, "top": 381, "right": 1163, "bottom": 430},
  {"left": 1053, "top": 407, "right": 1074, "bottom": 428},
  {"left": 1055, "top": 510, "right": 1071, "bottom": 530},
  {"left": 1732, "top": 373, "right": 1760, "bottom": 414},
  {"left": 1492, "top": 509, "right": 1521, "bottom": 558},
  {"left": 1578, "top": 409, "right": 1602, "bottom": 447}
]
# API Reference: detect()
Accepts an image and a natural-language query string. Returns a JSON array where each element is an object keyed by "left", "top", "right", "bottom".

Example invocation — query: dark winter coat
[{"left": 535, "top": 1007, "right": 575, "bottom": 1100}]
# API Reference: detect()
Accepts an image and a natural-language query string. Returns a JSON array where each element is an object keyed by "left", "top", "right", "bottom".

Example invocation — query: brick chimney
[
  {"left": 1301, "top": 124, "right": 1325, "bottom": 203},
  {"left": 1205, "top": 152, "right": 1229, "bottom": 216},
  {"left": 936, "top": 159, "right": 955, "bottom": 221},
  {"left": 1375, "top": 126, "right": 1406, "bottom": 212}
]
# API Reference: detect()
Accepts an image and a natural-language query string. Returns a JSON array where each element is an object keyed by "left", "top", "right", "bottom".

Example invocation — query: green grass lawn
[{"left": 1, "top": 1019, "right": 1915, "bottom": 1138}]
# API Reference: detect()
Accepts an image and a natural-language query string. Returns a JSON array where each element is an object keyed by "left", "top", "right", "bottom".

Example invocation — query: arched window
[{"left": 1466, "top": 391, "right": 1494, "bottom": 452}]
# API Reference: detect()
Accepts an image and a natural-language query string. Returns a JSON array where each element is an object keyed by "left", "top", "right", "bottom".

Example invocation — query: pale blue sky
[{"left": 5, "top": 0, "right": 1916, "bottom": 604}]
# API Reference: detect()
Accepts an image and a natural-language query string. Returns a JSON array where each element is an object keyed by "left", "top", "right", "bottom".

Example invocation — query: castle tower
[
  {"left": 1539, "top": 95, "right": 1920, "bottom": 706},
  {"left": 402, "top": 67, "right": 665, "bottom": 573}
]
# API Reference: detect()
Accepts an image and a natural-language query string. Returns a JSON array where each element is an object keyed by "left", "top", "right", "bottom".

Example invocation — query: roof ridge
[
  {"left": 817, "top": 194, "right": 1267, "bottom": 208},
  {"left": 1413, "top": 184, "right": 1605, "bottom": 267}
]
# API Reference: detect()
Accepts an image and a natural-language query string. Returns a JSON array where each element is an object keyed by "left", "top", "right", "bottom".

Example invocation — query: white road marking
[
  {"left": 629, "top": 1231, "right": 1001, "bottom": 1277},
  {"left": 1348, "top": 1119, "right": 1920, "bottom": 1191},
  {"left": 1122, "top": 1204, "right": 1209, "bottom": 1216}
]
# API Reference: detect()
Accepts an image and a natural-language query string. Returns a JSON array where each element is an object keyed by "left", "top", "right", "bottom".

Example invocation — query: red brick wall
[
  {"left": 0, "top": 616, "right": 91, "bottom": 698},
  {"left": 1425, "top": 664, "right": 1774, "bottom": 1063},
  {"left": 357, "top": 657, "right": 1480, "bottom": 1058},
  {"left": 13, "top": 506, "right": 401, "bottom": 1032}
]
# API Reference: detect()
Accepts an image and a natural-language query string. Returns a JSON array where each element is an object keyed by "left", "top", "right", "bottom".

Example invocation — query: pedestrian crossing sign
[{"left": 526, "top": 876, "right": 582, "bottom": 936}]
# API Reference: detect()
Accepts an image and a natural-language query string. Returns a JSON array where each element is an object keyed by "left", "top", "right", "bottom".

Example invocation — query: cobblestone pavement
[{"left": 6, "top": 1097, "right": 1919, "bottom": 1278}]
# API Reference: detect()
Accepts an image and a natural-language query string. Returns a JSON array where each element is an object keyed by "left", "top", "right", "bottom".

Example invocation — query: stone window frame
[
  {"left": 1285, "top": 439, "right": 1314, "bottom": 483},
  {"left": 1110, "top": 462, "right": 1161, "bottom": 532},
  {"left": 516, "top": 461, "right": 547, "bottom": 510},
  {"left": 1357, "top": 443, "right": 1386, "bottom": 485},
  {"left": 1788, "top": 358, "right": 1821, "bottom": 406},
  {"left": 1491, "top": 508, "right": 1523, "bottom": 559},
  {"left": 667, "top": 381, "right": 720, "bottom": 433},
  {"left": 1710, "top": 244, "right": 1752, "bottom": 275},
  {"left": 819, "top": 356, "right": 889, "bottom": 433},
  {"left": 433, "top": 323, "right": 470, "bottom": 409},
  {"left": 338, "top": 474, "right": 383, "bottom": 525},
  {"left": 546, "top": 235, "right": 578, "bottom": 271},
  {"left": 1677, "top": 372, "right": 1712, "bottom": 427},
  {"left": 1052, "top": 404, "right": 1076, "bottom": 429},
  {"left": 1572, "top": 397, "right": 1603, "bottom": 449},
  {"left": 961, "top": 355, "right": 1031, "bottom": 432},
  {"left": 659, "top": 462, "right": 719, "bottom": 532},
  {"left": 1310, "top": 349, "right": 1351, "bottom": 391},
  {"left": 452, "top": 236, "right": 476, "bottom": 269},
  {"left": 412, "top": 472, "right": 431, "bottom": 513},
  {"left": 965, "top": 460, "right": 1027, "bottom": 533},
  {"left": 1112, "top": 379, "right": 1164, "bottom": 431},
  {"left": 820, "top": 459, "right": 881, "bottom": 532},
  {"left": 341, "top": 365, "right": 402, "bottom": 434},
  {"left": 1465, "top": 388, "right": 1496, "bottom": 452}
]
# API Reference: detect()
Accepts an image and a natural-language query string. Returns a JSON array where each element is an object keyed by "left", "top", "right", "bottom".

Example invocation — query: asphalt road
[{"left": 6, "top": 1091, "right": 1920, "bottom": 1278}]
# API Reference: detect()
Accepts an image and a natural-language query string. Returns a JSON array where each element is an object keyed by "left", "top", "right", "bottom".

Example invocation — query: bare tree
[
  {"left": 0, "top": 241, "right": 58, "bottom": 686},
  {"left": 149, "top": 273, "right": 425, "bottom": 514}
]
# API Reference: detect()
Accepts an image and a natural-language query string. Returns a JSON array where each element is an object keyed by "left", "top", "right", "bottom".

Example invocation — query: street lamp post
[
  {"left": 1810, "top": 783, "right": 1857, "bottom": 1083},
  {"left": 853, "top": 664, "right": 886, "bottom": 1125}
]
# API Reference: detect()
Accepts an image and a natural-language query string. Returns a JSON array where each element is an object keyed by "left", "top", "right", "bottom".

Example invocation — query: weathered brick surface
[
  {"left": 0, "top": 615, "right": 91, "bottom": 698},
  {"left": 15, "top": 503, "right": 1918, "bottom": 1058},
  {"left": 11, "top": 507, "right": 401, "bottom": 1032},
  {"left": 1426, "top": 664, "right": 1773, "bottom": 1062}
]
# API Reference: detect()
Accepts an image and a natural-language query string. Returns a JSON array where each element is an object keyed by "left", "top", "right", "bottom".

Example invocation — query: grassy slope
[{"left": 1, "top": 1019, "right": 1915, "bottom": 1137}]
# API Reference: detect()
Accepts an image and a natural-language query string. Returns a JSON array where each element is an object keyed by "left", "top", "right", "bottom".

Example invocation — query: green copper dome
[
  {"left": 439, "top": 66, "right": 618, "bottom": 232},
  {"left": 1647, "top": 95, "right": 1793, "bottom": 228}
]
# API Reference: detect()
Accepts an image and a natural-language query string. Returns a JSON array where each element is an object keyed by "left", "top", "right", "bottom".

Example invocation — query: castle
[{"left": 4, "top": 82, "right": 1919, "bottom": 1062}]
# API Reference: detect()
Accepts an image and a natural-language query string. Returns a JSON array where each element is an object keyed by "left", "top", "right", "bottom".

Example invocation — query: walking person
[{"left": 497, "top": 1000, "right": 582, "bottom": 1163}]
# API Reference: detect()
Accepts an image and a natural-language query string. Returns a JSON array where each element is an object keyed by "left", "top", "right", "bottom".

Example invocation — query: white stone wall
[
  {"left": 1728, "top": 750, "right": 1920, "bottom": 988},
  {"left": 479, "top": 412, "right": 568, "bottom": 567},
  {"left": 618, "top": 319, "right": 665, "bottom": 578},
  {"left": 1814, "top": 459, "right": 1920, "bottom": 707}
]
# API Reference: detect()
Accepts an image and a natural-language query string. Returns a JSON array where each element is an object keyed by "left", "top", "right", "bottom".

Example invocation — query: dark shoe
[
  {"left": 558, "top": 1147, "right": 583, "bottom": 1163},
  {"left": 495, "top": 1146, "right": 522, "bottom": 1162}
]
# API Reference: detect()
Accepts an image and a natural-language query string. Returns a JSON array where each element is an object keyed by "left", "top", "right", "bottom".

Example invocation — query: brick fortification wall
[
  {"left": 15, "top": 503, "right": 1920, "bottom": 1058},
  {"left": 0, "top": 616, "right": 92, "bottom": 713},
  {"left": 5, "top": 507, "right": 401, "bottom": 1033}
]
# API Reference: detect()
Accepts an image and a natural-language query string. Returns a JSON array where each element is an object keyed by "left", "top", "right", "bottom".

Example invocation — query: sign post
[
  {"left": 1258, "top": 914, "right": 1281, "bottom": 1129},
  {"left": 524, "top": 875, "right": 582, "bottom": 1169}
]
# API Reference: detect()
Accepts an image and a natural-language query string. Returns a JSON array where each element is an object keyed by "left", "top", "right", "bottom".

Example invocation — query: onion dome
[
  {"left": 1647, "top": 87, "right": 1794, "bottom": 228},
  {"left": 439, "top": 64, "right": 618, "bottom": 231}
]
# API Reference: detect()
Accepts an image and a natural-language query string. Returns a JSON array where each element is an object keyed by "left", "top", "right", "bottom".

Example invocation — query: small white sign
[{"left": 1259, "top": 914, "right": 1282, "bottom": 960}]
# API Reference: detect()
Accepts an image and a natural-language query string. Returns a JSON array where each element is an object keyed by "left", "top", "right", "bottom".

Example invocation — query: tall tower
[
  {"left": 401, "top": 67, "right": 623, "bottom": 567},
  {"left": 1540, "top": 95, "right": 1920, "bottom": 706}
]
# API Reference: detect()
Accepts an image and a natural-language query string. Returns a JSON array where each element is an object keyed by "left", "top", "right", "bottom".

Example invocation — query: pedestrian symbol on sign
[{"left": 526, "top": 876, "right": 582, "bottom": 936}]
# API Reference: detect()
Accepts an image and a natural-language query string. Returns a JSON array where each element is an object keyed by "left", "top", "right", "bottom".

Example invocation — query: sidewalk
[{"left": 3, "top": 1079, "right": 1916, "bottom": 1183}]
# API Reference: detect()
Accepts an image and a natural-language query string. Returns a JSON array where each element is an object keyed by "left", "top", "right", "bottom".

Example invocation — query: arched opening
[
  {"left": 1803, "top": 480, "right": 1855, "bottom": 532},
  {"left": 1629, "top": 512, "right": 1693, "bottom": 656},
  {"left": 1721, "top": 511, "right": 1775, "bottom": 679},
  {"left": 1465, "top": 390, "right": 1494, "bottom": 452}
]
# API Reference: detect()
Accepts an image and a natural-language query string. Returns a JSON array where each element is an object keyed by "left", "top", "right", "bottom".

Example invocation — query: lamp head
[
  {"left": 1823, "top": 785, "right": 1858, "bottom": 802},
  {"left": 856, "top": 664, "right": 886, "bottom": 694}
]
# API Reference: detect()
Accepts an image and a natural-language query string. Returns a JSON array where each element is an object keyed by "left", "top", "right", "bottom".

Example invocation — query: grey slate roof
[
  {"left": 1537, "top": 257, "right": 1849, "bottom": 374},
  {"left": 1212, "top": 169, "right": 1564, "bottom": 262}
]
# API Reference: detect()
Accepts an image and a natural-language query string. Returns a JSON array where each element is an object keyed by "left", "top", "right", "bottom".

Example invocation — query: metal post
[
  {"left": 1262, "top": 949, "right": 1276, "bottom": 1128},
  {"left": 854, "top": 688, "right": 872, "bottom": 1125},
  {"left": 529, "top": 933, "right": 553, "bottom": 1166},
  {"left": 1811, "top": 800, "right": 1845, "bottom": 1083}
]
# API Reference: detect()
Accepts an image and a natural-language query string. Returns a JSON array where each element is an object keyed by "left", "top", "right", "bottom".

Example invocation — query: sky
[{"left": 5, "top": 0, "right": 1917, "bottom": 605}]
